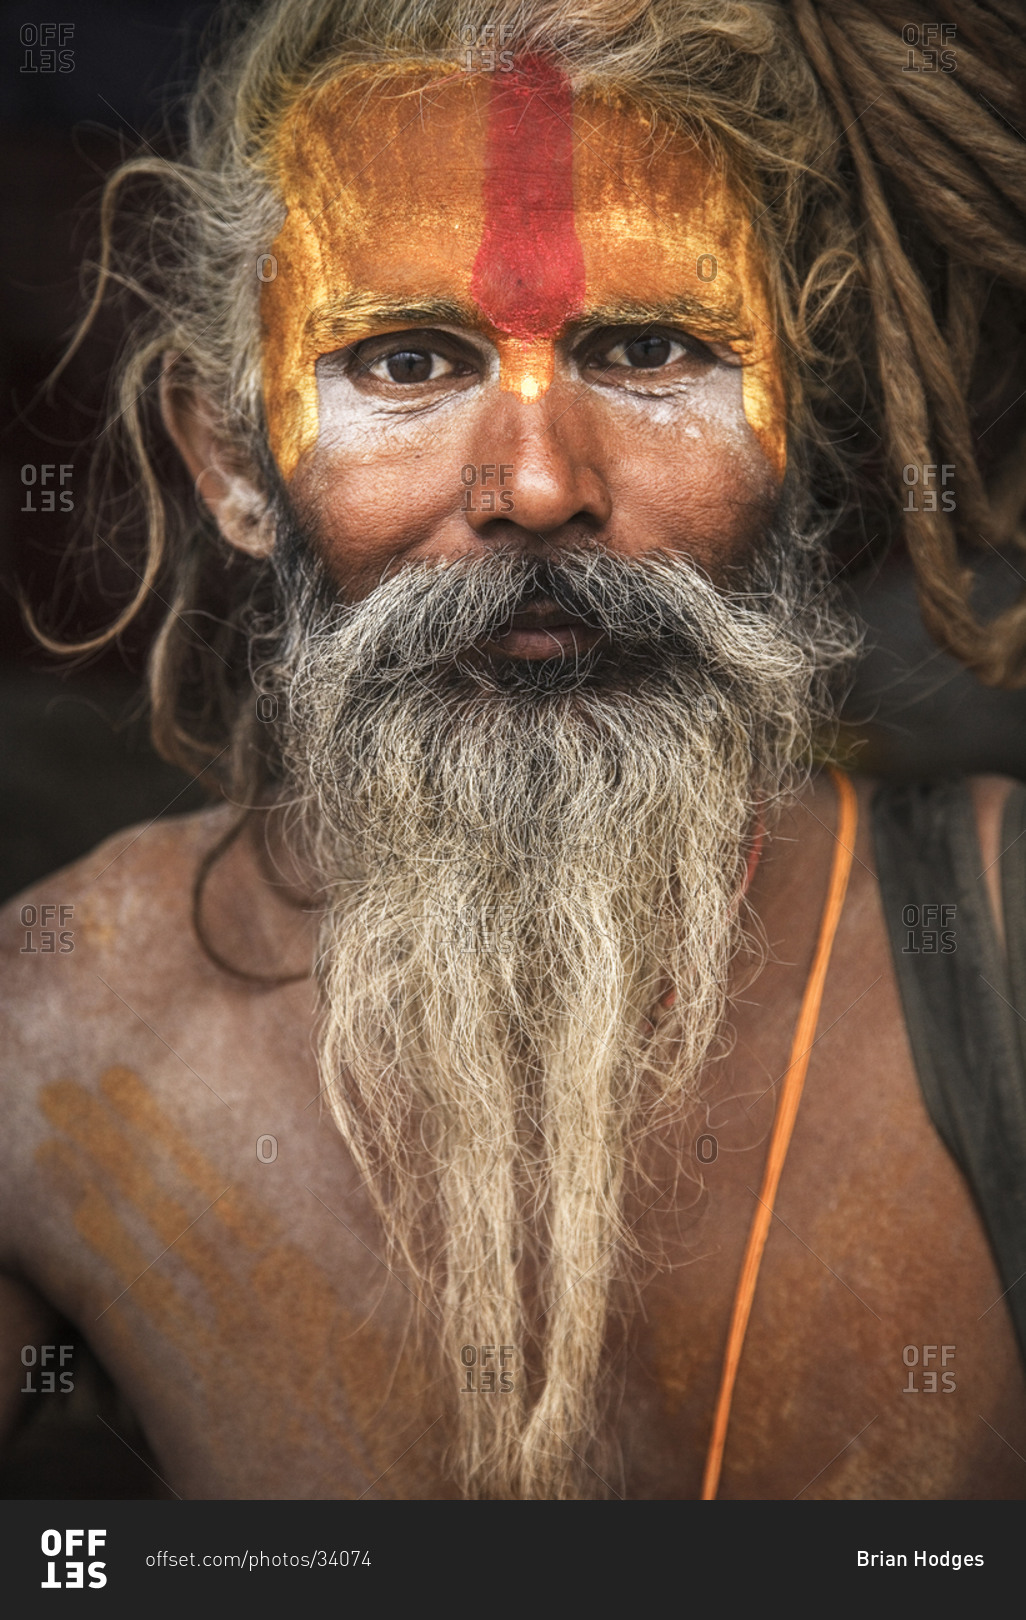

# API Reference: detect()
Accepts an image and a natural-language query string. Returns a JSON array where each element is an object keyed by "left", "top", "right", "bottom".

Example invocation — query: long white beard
[{"left": 263, "top": 529, "right": 853, "bottom": 1497}]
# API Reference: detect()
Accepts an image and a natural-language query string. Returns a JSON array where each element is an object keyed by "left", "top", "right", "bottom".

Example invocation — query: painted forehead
[{"left": 260, "top": 58, "right": 786, "bottom": 478}]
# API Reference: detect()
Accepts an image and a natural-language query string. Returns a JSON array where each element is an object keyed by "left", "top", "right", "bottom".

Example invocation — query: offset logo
[
  {"left": 902, "top": 1345, "right": 956, "bottom": 1393},
  {"left": 40, "top": 1529, "right": 107, "bottom": 1589},
  {"left": 21, "top": 1344, "right": 74, "bottom": 1392},
  {"left": 900, "top": 904, "right": 956, "bottom": 955}
]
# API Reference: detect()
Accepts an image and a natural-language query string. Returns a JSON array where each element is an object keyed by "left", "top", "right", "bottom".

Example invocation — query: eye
[
  {"left": 608, "top": 334, "right": 675, "bottom": 368},
  {"left": 343, "top": 331, "right": 480, "bottom": 394},
  {"left": 582, "top": 326, "right": 717, "bottom": 379},
  {"left": 364, "top": 348, "right": 454, "bottom": 385}
]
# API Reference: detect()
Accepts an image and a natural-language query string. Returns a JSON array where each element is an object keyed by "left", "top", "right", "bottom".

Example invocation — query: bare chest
[{"left": 22, "top": 990, "right": 1026, "bottom": 1501}]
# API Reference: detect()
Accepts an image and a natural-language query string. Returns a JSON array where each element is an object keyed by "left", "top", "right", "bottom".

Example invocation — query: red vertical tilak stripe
[{"left": 471, "top": 55, "right": 585, "bottom": 340}]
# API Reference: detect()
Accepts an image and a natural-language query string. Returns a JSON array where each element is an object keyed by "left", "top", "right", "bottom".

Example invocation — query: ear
[{"left": 159, "top": 366, "right": 276, "bottom": 558}]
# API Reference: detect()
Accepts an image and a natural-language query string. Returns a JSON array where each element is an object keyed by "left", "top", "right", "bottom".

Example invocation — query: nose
[{"left": 460, "top": 387, "right": 612, "bottom": 546}]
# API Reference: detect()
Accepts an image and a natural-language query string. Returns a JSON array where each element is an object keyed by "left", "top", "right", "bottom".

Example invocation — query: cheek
[
  {"left": 287, "top": 439, "right": 472, "bottom": 597},
  {"left": 285, "top": 371, "right": 491, "bottom": 592},
  {"left": 601, "top": 372, "right": 780, "bottom": 566}
]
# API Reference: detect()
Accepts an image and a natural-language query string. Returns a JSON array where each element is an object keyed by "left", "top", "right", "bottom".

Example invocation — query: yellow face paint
[
  {"left": 571, "top": 94, "right": 787, "bottom": 478},
  {"left": 260, "top": 61, "right": 787, "bottom": 481}
]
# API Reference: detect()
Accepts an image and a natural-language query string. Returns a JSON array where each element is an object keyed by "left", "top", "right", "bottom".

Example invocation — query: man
[{"left": 3, "top": 0, "right": 1026, "bottom": 1500}]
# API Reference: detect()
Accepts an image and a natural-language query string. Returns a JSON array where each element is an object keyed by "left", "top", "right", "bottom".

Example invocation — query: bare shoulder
[
  {"left": 0, "top": 804, "right": 233, "bottom": 1030},
  {"left": 0, "top": 807, "right": 234, "bottom": 1260}
]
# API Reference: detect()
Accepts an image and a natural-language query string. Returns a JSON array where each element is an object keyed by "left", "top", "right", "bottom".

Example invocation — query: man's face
[{"left": 260, "top": 58, "right": 786, "bottom": 659}]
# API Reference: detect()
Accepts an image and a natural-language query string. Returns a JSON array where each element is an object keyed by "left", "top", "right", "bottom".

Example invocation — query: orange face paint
[{"left": 261, "top": 60, "right": 787, "bottom": 480}]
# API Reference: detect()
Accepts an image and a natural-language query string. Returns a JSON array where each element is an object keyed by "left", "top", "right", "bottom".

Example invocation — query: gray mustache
[{"left": 293, "top": 548, "right": 781, "bottom": 682}]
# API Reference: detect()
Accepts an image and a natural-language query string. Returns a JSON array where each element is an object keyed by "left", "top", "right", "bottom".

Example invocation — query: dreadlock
[{"left": 791, "top": 0, "right": 1026, "bottom": 683}]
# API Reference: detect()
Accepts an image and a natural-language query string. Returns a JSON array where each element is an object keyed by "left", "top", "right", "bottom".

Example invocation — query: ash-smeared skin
[{"left": 35, "top": 1069, "right": 435, "bottom": 1497}]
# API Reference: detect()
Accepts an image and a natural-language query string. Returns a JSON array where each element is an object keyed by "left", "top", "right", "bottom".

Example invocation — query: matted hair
[{"left": 39, "top": 0, "right": 1026, "bottom": 796}]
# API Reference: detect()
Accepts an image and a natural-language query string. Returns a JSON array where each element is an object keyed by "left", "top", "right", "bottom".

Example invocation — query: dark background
[
  {"left": 3, "top": 0, "right": 1026, "bottom": 1498},
  {"left": 0, "top": 0, "right": 218, "bottom": 914}
]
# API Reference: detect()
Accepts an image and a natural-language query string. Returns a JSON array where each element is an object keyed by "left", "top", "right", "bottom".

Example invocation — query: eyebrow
[
  {"left": 305, "top": 290, "right": 748, "bottom": 348},
  {"left": 306, "top": 294, "right": 476, "bottom": 348},
  {"left": 570, "top": 296, "right": 746, "bottom": 342}
]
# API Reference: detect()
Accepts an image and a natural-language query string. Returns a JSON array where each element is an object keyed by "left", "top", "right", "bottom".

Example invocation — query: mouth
[{"left": 480, "top": 596, "right": 606, "bottom": 661}]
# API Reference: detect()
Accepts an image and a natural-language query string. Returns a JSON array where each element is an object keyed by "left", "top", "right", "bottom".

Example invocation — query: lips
[{"left": 482, "top": 595, "right": 604, "bottom": 660}]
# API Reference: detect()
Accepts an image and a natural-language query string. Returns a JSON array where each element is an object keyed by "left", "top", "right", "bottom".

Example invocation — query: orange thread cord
[{"left": 700, "top": 768, "right": 859, "bottom": 1500}]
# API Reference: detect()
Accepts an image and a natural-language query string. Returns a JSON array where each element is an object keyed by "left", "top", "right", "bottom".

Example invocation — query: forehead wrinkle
[
  {"left": 275, "top": 69, "right": 481, "bottom": 240},
  {"left": 568, "top": 98, "right": 711, "bottom": 212}
]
